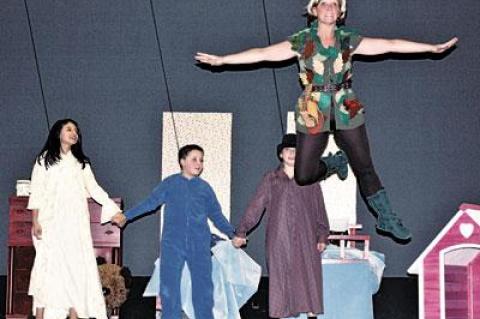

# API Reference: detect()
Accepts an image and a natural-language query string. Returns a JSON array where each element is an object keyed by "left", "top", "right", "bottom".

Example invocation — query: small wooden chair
[{"left": 328, "top": 228, "right": 370, "bottom": 259}]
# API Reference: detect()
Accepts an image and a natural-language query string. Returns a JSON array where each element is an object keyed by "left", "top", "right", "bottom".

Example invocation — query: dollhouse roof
[{"left": 407, "top": 203, "right": 480, "bottom": 274}]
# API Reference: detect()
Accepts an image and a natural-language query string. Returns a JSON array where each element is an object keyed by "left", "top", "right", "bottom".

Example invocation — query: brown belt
[{"left": 311, "top": 80, "right": 352, "bottom": 92}]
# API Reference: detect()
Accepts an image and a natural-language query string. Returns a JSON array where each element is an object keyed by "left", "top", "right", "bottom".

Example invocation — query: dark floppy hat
[{"left": 276, "top": 133, "right": 296, "bottom": 160}]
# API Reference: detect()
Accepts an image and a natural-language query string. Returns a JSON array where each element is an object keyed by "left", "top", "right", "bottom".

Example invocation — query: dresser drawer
[
  {"left": 12, "top": 293, "right": 32, "bottom": 315},
  {"left": 8, "top": 197, "right": 122, "bottom": 223},
  {"left": 90, "top": 223, "right": 121, "bottom": 247},
  {"left": 9, "top": 207, "right": 31, "bottom": 222},
  {"left": 9, "top": 220, "right": 121, "bottom": 246},
  {"left": 13, "top": 269, "right": 31, "bottom": 293},
  {"left": 88, "top": 198, "right": 122, "bottom": 223},
  {"left": 14, "top": 246, "right": 35, "bottom": 268},
  {"left": 9, "top": 197, "right": 30, "bottom": 221},
  {"left": 9, "top": 196, "right": 29, "bottom": 207},
  {"left": 8, "top": 222, "right": 33, "bottom": 246}
]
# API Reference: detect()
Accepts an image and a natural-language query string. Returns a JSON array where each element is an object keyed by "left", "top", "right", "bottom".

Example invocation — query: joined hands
[{"left": 111, "top": 212, "right": 127, "bottom": 228}]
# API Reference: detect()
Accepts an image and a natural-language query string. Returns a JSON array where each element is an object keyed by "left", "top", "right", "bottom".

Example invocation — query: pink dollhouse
[{"left": 408, "top": 203, "right": 480, "bottom": 319}]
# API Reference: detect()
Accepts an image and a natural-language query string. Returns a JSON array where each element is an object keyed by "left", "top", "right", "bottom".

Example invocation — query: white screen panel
[
  {"left": 288, "top": 112, "right": 357, "bottom": 231},
  {"left": 162, "top": 112, "right": 232, "bottom": 236}
]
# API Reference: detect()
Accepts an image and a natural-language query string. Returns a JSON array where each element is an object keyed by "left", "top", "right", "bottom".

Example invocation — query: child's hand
[
  {"left": 111, "top": 212, "right": 127, "bottom": 228},
  {"left": 232, "top": 236, "right": 247, "bottom": 248},
  {"left": 317, "top": 242, "right": 327, "bottom": 253},
  {"left": 32, "top": 221, "right": 42, "bottom": 240}
]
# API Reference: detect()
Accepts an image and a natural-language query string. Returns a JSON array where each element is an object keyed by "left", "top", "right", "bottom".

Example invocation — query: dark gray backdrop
[{"left": 1, "top": 0, "right": 479, "bottom": 277}]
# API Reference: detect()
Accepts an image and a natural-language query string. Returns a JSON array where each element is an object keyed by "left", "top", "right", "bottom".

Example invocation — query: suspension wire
[
  {"left": 261, "top": 0, "right": 285, "bottom": 135},
  {"left": 148, "top": 0, "right": 180, "bottom": 151},
  {"left": 23, "top": 0, "right": 50, "bottom": 131}
]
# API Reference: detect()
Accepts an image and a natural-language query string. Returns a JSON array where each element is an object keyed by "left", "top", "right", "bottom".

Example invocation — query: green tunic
[{"left": 288, "top": 21, "right": 365, "bottom": 134}]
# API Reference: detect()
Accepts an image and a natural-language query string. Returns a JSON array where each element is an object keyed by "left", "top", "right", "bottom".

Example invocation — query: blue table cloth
[{"left": 318, "top": 246, "right": 385, "bottom": 319}]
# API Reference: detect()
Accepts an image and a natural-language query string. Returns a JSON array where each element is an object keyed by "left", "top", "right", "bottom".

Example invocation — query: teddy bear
[{"left": 97, "top": 257, "right": 132, "bottom": 317}]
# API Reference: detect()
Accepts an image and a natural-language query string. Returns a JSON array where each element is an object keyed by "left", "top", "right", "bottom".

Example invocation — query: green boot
[
  {"left": 321, "top": 150, "right": 349, "bottom": 181},
  {"left": 367, "top": 189, "right": 412, "bottom": 240}
]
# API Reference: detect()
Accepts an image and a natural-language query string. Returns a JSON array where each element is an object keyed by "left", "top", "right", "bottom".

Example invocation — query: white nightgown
[{"left": 27, "top": 151, "right": 120, "bottom": 319}]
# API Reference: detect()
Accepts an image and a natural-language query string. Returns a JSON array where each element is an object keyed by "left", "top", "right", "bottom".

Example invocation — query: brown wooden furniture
[
  {"left": 328, "top": 224, "right": 371, "bottom": 260},
  {"left": 6, "top": 196, "right": 122, "bottom": 319},
  {"left": 328, "top": 234, "right": 370, "bottom": 259}
]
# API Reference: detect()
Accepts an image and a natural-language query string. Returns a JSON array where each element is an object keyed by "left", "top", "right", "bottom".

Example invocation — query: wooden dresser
[{"left": 6, "top": 196, "right": 122, "bottom": 319}]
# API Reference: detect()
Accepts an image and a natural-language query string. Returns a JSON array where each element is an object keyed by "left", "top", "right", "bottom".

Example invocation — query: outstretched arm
[
  {"left": 123, "top": 181, "right": 168, "bottom": 222},
  {"left": 206, "top": 187, "right": 236, "bottom": 238},
  {"left": 353, "top": 37, "right": 458, "bottom": 56},
  {"left": 195, "top": 41, "right": 296, "bottom": 66},
  {"left": 234, "top": 174, "right": 271, "bottom": 238}
]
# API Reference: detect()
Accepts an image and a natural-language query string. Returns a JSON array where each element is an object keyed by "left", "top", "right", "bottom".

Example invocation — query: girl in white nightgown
[{"left": 27, "top": 118, "right": 122, "bottom": 319}]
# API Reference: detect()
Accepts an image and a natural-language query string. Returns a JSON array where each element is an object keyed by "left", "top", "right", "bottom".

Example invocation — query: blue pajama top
[{"left": 124, "top": 173, "right": 235, "bottom": 251}]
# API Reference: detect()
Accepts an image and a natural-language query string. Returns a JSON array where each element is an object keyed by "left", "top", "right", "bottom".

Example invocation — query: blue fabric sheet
[
  {"left": 145, "top": 244, "right": 384, "bottom": 319},
  {"left": 144, "top": 241, "right": 261, "bottom": 319}
]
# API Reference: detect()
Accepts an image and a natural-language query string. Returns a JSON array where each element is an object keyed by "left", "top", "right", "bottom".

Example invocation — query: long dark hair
[{"left": 36, "top": 118, "right": 90, "bottom": 169}]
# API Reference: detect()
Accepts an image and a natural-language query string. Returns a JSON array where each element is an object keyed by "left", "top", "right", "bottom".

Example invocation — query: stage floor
[{"left": 0, "top": 276, "right": 418, "bottom": 319}]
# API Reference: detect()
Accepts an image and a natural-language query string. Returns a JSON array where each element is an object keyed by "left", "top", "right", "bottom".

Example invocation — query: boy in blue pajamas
[{"left": 112, "top": 144, "right": 235, "bottom": 319}]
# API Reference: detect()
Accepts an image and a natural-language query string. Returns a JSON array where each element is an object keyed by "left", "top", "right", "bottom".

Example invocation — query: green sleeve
[
  {"left": 287, "top": 28, "right": 309, "bottom": 55},
  {"left": 349, "top": 30, "right": 363, "bottom": 51},
  {"left": 339, "top": 26, "right": 363, "bottom": 51}
]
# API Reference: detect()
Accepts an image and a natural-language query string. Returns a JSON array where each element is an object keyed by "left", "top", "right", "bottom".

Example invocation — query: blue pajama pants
[{"left": 160, "top": 243, "right": 213, "bottom": 319}]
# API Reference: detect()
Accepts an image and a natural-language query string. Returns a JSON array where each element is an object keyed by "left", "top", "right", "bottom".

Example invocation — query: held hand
[
  {"left": 32, "top": 222, "right": 42, "bottom": 240},
  {"left": 195, "top": 52, "right": 224, "bottom": 66},
  {"left": 232, "top": 236, "right": 247, "bottom": 248},
  {"left": 317, "top": 242, "right": 327, "bottom": 253},
  {"left": 432, "top": 37, "right": 458, "bottom": 53},
  {"left": 111, "top": 212, "right": 127, "bottom": 228}
]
